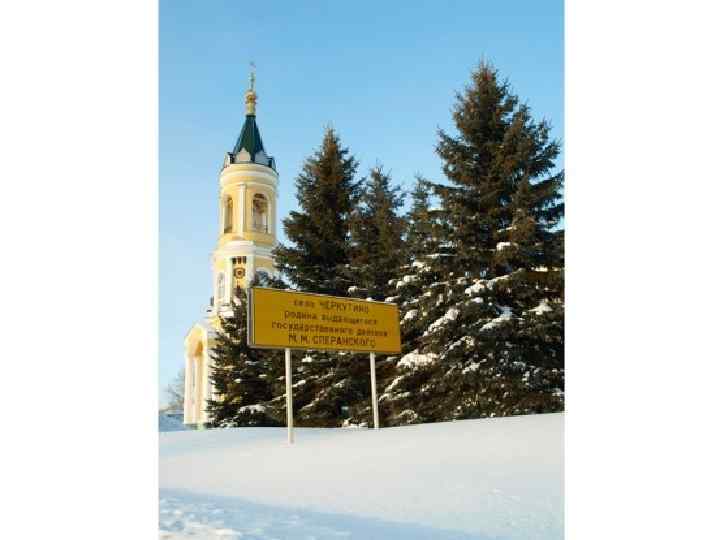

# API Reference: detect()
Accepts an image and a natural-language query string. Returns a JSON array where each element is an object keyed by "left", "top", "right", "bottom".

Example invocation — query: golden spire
[{"left": 245, "top": 62, "right": 257, "bottom": 115}]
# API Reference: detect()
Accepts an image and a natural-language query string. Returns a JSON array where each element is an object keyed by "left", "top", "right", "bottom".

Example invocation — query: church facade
[{"left": 183, "top": 74, "right": 279, "bottom": 426}]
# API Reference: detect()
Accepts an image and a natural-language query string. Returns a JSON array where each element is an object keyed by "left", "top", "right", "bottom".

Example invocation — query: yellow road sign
[{"left": 248, "top": 287, "right": 401, "bottom": 354}]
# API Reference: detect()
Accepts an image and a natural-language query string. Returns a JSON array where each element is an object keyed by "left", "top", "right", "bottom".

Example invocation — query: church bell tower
[
  {"left": 213, "top": 68, "right": 279, "bottom": 306},
  {"left": 183, "top": 69, "right": 279, "bottom": 426}
]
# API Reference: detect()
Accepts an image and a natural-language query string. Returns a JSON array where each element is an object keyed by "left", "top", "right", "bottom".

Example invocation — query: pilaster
[{"left": 183, "top": 352, "right": 193, "bottom": 423}]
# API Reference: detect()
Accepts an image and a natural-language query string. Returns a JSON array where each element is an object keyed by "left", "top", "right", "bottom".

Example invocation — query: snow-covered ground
[{"left": 160, "top": 413, "right": 563, "bottom": 539}]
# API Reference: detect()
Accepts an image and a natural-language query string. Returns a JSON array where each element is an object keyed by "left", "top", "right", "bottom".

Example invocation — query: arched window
[
  {"left": 217, "top": 273, "right": 225, "bottom": 304},
  {"left": 252, "top": 194, "right": 268, "bottom": 233},
  {"left": 223, "top": 197, "right": 233, "bottom": 233}
]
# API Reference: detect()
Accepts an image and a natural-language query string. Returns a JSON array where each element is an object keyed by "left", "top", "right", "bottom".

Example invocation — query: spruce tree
[
  {"left": 380, "top": 61, "right": 565, "bottom": 424},
  {"left": 404, "top": 176, "right": 436, "bottom": 263},
  {"left": 347, "top": 165, "right": 406, "bottom": 300},
  {"left": 206, "top": 286, "right": 283, "bottom": 428},
  {"left": 274, "top": 127, "right": 360, "bottom": 296},
  {"left": 269, "top": 128, "right": 367, "bottom": 427},
  {"left": 435, "top": 61, "right": 563, "bottom": 276}
]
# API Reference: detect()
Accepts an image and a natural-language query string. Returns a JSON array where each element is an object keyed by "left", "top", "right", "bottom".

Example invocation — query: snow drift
[{"left": 160, "top": 412, "right": 563, "bottom": 539}]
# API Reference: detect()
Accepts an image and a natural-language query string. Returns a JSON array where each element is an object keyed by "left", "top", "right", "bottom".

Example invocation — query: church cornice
[
  {"left": 213, "top": 241, "right": 277, "bottom": 259},
  {"left": 220, "top": 175, "right": 278, "bottom": 191}
]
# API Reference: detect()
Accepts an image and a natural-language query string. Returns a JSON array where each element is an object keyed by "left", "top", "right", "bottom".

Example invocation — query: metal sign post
[
  {"left": 285, "top": 348, "right": 294, "bottom": 444},
  {"left": 370, "top": 352, "right": 379, "bottom": 429}
]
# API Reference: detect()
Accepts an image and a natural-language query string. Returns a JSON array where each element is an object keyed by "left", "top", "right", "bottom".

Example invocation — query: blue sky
[{"left": 159, "top": 0, "right": 564, "bottom": 403}]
